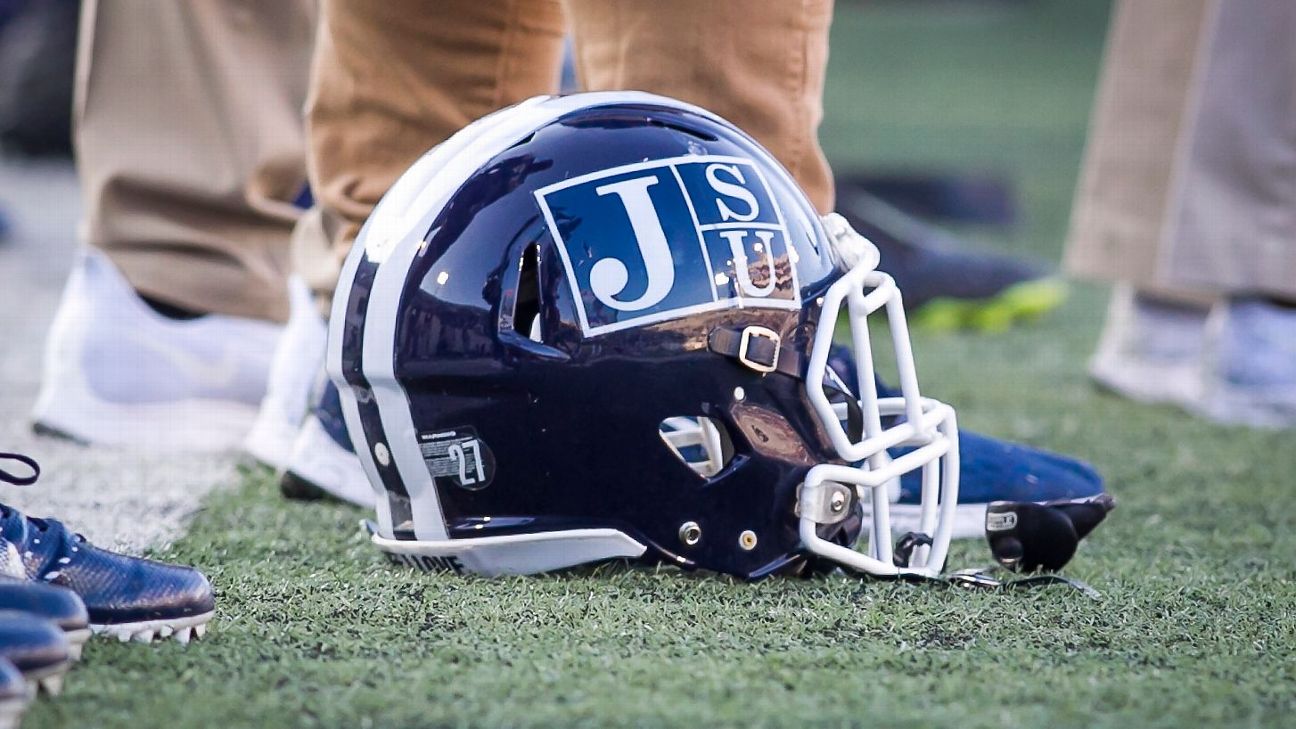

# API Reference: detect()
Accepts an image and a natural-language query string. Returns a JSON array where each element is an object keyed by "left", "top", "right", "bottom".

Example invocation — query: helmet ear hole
[
  {"left": 513, "top": 243, "right": 542, "bottom": 342},
  {"left": 659, "top": 416, "right": 735, "bottom": 479}
]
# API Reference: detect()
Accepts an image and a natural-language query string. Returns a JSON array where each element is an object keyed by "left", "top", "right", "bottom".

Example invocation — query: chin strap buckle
[
  {"left": 737, "top": 326, "right": 780, "bottom": 374},
  {"left": 710, "top": 325, "right": 803, "bottom": 377}
]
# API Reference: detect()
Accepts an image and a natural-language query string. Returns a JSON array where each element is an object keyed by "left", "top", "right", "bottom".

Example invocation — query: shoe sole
[
  {"left": 91, "top": 611, "right": 213, "bottom": 645},
  {"left": 64, "top": 627, "right": 90, "bottom": 661},
  {"left": 279, "top": 471, "right": 333, "bottom": 502},
  {"left": 280, "top": 416, "right": 374, "bottom": 508},
  {"left": 1190, "top": 382, "right": 1296, "bottom": 429},
  {"left": 910, "top": 278, "right": 1068, "bottom": 333},
  {"left": 1089, "top": 354, "right": 1204, "bottom": 408},
  {"left": 21, "top": 660, "right": 71, "bottom": 697},
  {"left": 0, "top": 695, "right": 26, "bottom": 729},
  {"left": 31, "top": 386, "right": 257, "bottom": 451}
]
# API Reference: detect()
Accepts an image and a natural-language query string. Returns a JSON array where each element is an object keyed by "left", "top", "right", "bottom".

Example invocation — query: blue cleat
[
  {"left": 0, "top": 545, "right": 89, "bottom": 659},
  {"left": 0, "top": 453, "right": 214, "bottom": 644},
  {"left": 826, "top": 345, "right": 1107, "bottom": 539},
  {"left": 0, "top": 611, "right": 70, "bottom": 696}
]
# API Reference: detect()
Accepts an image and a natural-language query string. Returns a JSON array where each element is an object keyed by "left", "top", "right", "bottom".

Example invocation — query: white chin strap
[{"left": 797, "top": 214, "right": 960, "bottom": 578}]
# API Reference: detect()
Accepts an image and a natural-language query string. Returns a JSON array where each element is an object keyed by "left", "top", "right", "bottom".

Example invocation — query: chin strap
[
  {"left": 708, "top": 326, "right": 805, "bottom": 378},
  {"left": 943, "top": 567, "right": 1103, "bottom": 599},
  {"left": 985, "top": 493, "right": 1116, "bottom": 572},
  {"left": 857, "top": 493, "right": 1115, "bottom": 598},
  {"left": 839, "top": 561, "right": 1103, "bottom": 598},
  {"left": 892, "top": 531, "right": 933, "bottom": 567}
]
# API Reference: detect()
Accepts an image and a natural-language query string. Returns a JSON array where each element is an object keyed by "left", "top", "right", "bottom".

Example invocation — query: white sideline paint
[{"left": 0, "top": 159, "right": 238, "bottom": 553}]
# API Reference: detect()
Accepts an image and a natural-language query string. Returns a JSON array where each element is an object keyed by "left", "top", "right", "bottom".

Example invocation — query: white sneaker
[
  {"left": 279, "top": 411, "right": 374, "bottom": 508},
  {"left": 1089, "top": 286, "right": 1210, "bottom": 407},
  {"left": 242, "top": 277, "right": 327, "bottom": 469},
  {"left": 30, "top": 249, "right": 281, "bottom": 451},
  {"left": 1195, "top": 299, "right": 1296, "bottom": 428}
]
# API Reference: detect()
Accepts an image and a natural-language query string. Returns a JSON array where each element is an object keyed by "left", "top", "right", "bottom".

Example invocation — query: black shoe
[
  {"left": 0, "top": 611, "right": 70, "bottom": 696},
  {"left": 835, "top": 186, "right": 1066, "bottom": 332},
  {"left": 0, "top": 453, "right": 214, "bottom": 644},
  {"left": 0, "top": 658, "right": 27, "bottom": 729}
]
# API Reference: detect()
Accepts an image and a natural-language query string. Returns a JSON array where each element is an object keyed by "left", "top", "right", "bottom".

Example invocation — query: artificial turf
[{"left": 26, "top": 1, "right": 1296, "bottom": 726}]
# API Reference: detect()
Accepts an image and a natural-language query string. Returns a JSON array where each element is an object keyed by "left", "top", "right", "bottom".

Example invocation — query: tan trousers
[
  {"left": 76, "top": 0, "right": 834, "bottom": 320},
  {"left": 1065, "top": 0, "right": 1296, "bottom": 301},
  {"left": 75, "top": 0, "right": 316, "bottom": 322}
]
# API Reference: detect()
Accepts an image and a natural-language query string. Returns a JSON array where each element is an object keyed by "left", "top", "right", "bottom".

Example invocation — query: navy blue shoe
[
  {"left": 826, "top": 346, "right": 1107, "bottom": 538},
  {"left": 279, "top": 379, "right": 372, "bottom": 508},
  {"left": 0, "top": 567, "right": 89, "bottom": 660},
  {"left": 0, "top": 453, "right": 214, "bottom": 644},
  {"left": 0, "top": 658, "right": 28, "bottom": 729},
  {"left": 0, "top": 611, "right": 69, "bottom": 696}
]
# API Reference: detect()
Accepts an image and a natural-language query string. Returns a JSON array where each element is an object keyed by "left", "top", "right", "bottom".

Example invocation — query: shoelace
[
  {"left": 0, "top": 452, "right": 84, "bottom": 555},
  {"left": 0, "top": 452, "right": 39, "bottom": 486}
]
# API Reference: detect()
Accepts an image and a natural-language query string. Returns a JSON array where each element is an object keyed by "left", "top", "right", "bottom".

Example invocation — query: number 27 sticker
[{"left": 418, "top": 426, "right": 496, "bottom": 490}]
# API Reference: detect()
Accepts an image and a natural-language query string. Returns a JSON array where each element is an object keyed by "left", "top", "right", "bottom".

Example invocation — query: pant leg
[
  {"left": 564, "top": 0, "right": 835, "bottom": 214},
  {"left": 1063, "top": 0, "right": 1214, "bottom": 298},
  {"left": 1162, "top": 0, "right": 1296, "bottom": 300},
  {"left": 298, "top": 0, "right": 566, "bottom": 303},
  {"left": 75, "top": 0, "right": 315, "bottom": 322}
]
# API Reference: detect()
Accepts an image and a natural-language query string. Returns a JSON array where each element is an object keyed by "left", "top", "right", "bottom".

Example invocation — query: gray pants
[{"left": 1065, "top": 0, "right": 1296, "bottom": 302}]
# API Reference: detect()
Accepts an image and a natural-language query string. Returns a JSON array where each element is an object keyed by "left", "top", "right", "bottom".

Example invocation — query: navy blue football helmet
[{"left": 330, "top": 92, "right": 959, "bottom": 580}]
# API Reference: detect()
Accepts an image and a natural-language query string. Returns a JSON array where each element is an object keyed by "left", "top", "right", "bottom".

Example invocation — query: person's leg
[
  {"left": 1162, "top": 0, "right": 1296, "bottom": 426},
  {"left": 1070, "top": 0, "right": 1296, "bottom": 426},
  {"left": 281, "top": 0, "right": 565, "bottom": 499},
  {"left": 33, "top": 0, "right": 316, "bottom": 450},
  {"left": 564, "top": 0, "right": 834, "bottom": 214},
  {"left": 76, "top": 0, "right": 315, "bottom": 322},
  {"left": 1064, "top": 0, "right": 1218, "bottom": 407},
  {"left": 296, "top": 0, "right": 566, "bottom": 304},
  {"left": 1064, "top": 0, "right": 1214, "bottom": 297},
  {"left": 1161, "top": 0, "right": 1296, "bottom": 302}
]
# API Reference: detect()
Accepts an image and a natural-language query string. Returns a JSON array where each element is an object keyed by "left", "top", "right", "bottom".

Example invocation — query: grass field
[{"left": 26, "top": 1, "right": 1296, "bottom": 727}]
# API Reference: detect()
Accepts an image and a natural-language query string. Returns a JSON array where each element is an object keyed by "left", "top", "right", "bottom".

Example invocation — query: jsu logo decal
[{"left": 535, "top": 155, "right": 800, "bottom": 336}]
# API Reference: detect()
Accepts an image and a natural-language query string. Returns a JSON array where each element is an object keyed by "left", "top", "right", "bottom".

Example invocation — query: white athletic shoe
[
  {"left": 242, "top": 277, "right": 327, "bottom": 469},
  {"left": 30, "top": 249, "right": 281, "bottom": 451},
  {"left": 1089, "top": 286, "right": 1210, "bottom": 407},
  {"left": 279, "top": 411, "right": 374, "bottom": 508},
  {"left": 1195, "top": 298, "right": 1296, "bottom": 428}
]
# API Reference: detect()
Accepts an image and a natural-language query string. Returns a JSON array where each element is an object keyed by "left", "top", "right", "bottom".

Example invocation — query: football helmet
[{"left": 330, "top": 92, "right": 959, "bottom": 580}]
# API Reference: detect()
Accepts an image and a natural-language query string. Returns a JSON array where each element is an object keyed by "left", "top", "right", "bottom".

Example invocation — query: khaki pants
[
  {"left": 75, "top": 0, "right": 316, "bottom": 322},
  {"left": 76, "top": 0, "right": 835, "bottom": 320},
  {"left": 1065, "top": 0, "right": 1296, "bottom": 301}
]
